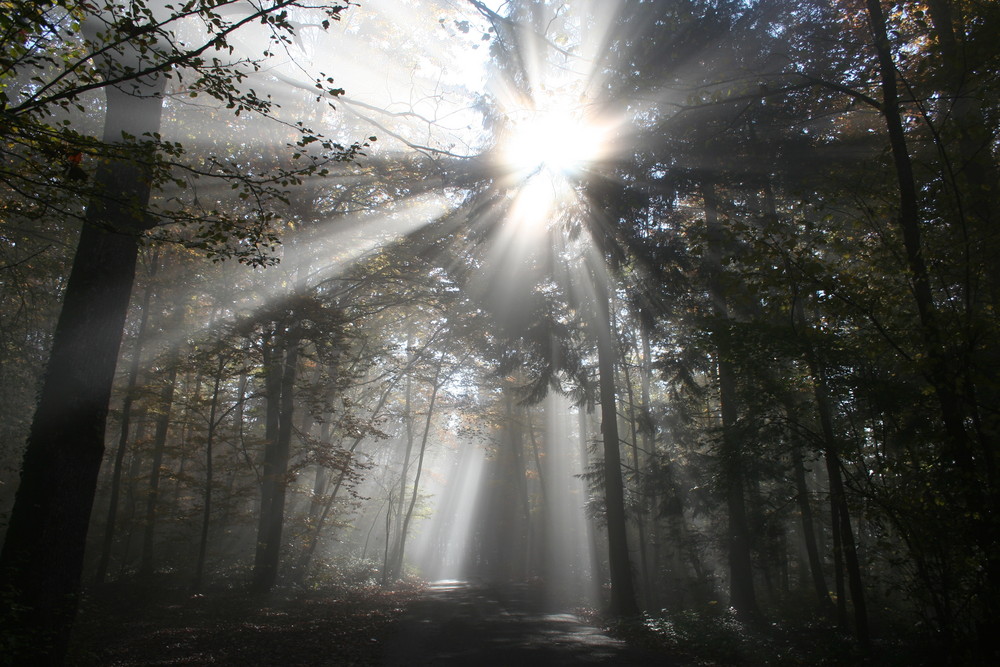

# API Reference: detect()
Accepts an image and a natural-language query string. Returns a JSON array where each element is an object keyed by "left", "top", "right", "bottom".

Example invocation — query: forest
[{"left": 1, "top": 0, "right": 999, "bottom": 664}]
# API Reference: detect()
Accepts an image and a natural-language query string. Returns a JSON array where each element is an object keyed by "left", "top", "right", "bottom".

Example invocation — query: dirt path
[{"left": 378, "top": 580, "right": 674, "bottom": 666}]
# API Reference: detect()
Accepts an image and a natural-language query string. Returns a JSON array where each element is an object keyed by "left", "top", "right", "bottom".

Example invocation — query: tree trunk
[
  {"left": 96, "top": 254, "right": 158, "bottom": 584},
  {"left": 0, "top": 77, "right": 165, "bottom": 664},
  {"left": 138, "top": 307, "right": 183, "bottom": 579},
  {"left": 294, "top": 379, "right": 401, "bottom": 582},
  {"left": 864, "top": 0, "right": 973, "bottom": 474},
  {"left": 577, "top": 404, "right": 605, "bottom": 590},
  {"left": 701, "top": 179, "right": 760, "bottom": 622},
  {"left": 925, "top": 0, "right": 1000, "bottom": 309},
  {"left": 253, "top": 328, "right": 300, "bottom": 594},
  {"left": 391, "top": 355, "right": 444, "bottom": 580},
  {"left": 389, "top": 354, "right": 416, "bottom": 579},
  {"left": 808, "top": 357, "right": 870, "bottom": 647},
  {"left": 830, "top": 485, "right": 847, "bottom": 629},
  {"left": 789, "top": 438, "right": 833, "bottom": 612},
  {"left": 193, "top": 363, "right": 224, "bottom": 593},
  {"left": 638, "top": 325, "right": 659, "bottom": 606},
  {"left": 593, "top": 273, "right": 640, "bottom": 617},
  {"left": 308, "top": 420, "right": 333, "bottom": 522},
  {"left": 509, "top": 393, "right": 532, "bottom": 580},
  {"left": 622, "top": 353, "right": 650, "bottom": 605}
]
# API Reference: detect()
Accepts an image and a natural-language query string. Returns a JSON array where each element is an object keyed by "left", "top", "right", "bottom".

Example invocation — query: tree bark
[
  {"left": 252, "top": 327, "right": 300, "bottom": 593},
  {"left": 622, "top": 358, "right": 650, "bottom": 605},
  {"left": 925, "top": 0, "right": 1000, "bottom": 309}
]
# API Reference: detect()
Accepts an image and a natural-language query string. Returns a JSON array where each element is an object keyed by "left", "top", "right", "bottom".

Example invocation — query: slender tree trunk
[
  {"left": 593, "top": 272, "right": 640, "bottom": 617},
  {"left": 308, "top": 421, "right": 333, "bottom": 522},
  {"left": 96, "top": 254, "right": 158, "bottom": 584},
  {"left": 638, "top": 325, "right": 659, "bottom": 606},
  {"left": 623, "top": 355, "right": 650, "bottom": 605},
  {"left": 509, "top": 393, "right": 531, "bottom": 580},
  {"left": 701, "top": 179, "right": 760, "bottom": 622},
  {"left": 526, "top": 408, "right": 547, "bottom": 503},
  {"left": 295, "top": 379, "right": 401, "bottom": 581},
  {"left": 363, "top": 499, "right": 388, "bottom": 561},
  {"left": 808, "top": 356, "right": 870, "bottom": 647},
  {"left": 577, "top": 405, "right": 604, "bottom": 590},
  {"left": 0, "top": 77, "right": 165, "bottom": 664},
  {"left": 256, "top": 329, "right": 282, "bottom": 555},
  {"left": 824, "top": 445, "right": 868, "bottom": 646},
  {"left": 117, "top": 412, "right": 148, "bottom": 576},
  {"left": 138, "top": 308, "right": 183, "bottom": 578},
  {"left": 390, "top": 354, "right": 416, "bottom": 578},
  {"left": 864, "top": 0, "right": 972, "bottom": 473},
  {"left": 392, "top": 356, "right": 444, "bottom": 580},
  {"left": 382, "top": 490, "right": 394, "bottom": 584},
  {"left": 830, "top": 487, "right": 847, "bottom": 629},
  {"left": 193, "top": 360, "right": 225, "bottom": 592},
  {"left": 789, "top": 438, "right": 833, "bottom": 612}
]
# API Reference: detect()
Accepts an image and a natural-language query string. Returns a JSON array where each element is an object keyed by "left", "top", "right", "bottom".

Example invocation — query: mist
[{"left": 2, "top": 0, "right": 999, "bottom": 664}]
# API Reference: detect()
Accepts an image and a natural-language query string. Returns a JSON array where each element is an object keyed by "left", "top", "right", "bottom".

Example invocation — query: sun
[
  {"left": 501, "top": 109, "right": 607, "bottom": 179},
  {"left": 496, "top": 107, "right": 608, "bottom": 237}
]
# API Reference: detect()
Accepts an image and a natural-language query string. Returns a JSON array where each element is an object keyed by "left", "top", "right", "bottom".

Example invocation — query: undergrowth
[{"left": 592, "top": 606, "right": 956, "bottom": 666}]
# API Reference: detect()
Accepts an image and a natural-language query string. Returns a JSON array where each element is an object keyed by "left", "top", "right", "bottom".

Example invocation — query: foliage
[{"left": 0, "top": 0, "right": 370, "bottom": 266}]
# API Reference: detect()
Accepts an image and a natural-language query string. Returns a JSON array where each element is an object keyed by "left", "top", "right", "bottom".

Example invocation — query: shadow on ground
[{"left": 379, "top": 580, "right": 674, "bottom": 666}]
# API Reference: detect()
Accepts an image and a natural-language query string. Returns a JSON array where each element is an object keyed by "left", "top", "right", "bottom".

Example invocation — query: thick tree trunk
[
  {"left": 0, "top": 78, "right": 165, "bottom": 664},
  {"left": 252, "top": 330, "right": 300, "bottom": 593}
]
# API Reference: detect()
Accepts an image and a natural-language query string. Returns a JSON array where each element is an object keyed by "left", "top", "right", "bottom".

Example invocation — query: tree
[{"left": 0, "top": 2, "right": 362, "bottom": 661}]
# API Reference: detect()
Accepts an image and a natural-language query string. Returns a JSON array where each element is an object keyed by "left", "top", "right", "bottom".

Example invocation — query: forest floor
[
  {"left": 378, "top": 579, "right": 672, "bottom": 665},
  {"left": 67, "top": 579, "right": 419, "bottom": 666},
  {"left": 67, "top": 578, "right": 673, "bottom": 666},
  {"left": 66, "top": 578, "right": 944, "bottom": 666}
]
